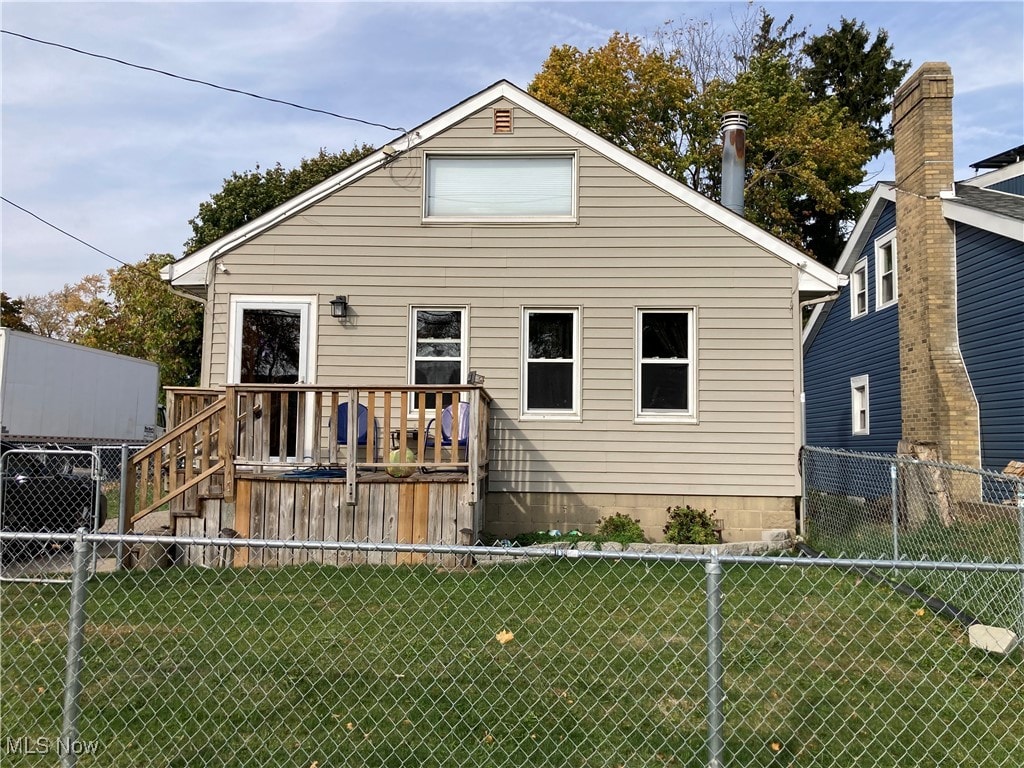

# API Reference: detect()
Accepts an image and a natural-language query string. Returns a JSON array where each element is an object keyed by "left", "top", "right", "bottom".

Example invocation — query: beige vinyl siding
[{"left": 203, "top": 98, "right": 803, "bottom": 497}]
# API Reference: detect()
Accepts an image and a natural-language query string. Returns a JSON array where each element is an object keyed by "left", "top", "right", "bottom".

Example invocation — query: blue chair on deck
[
  {"left": 425, "top": 402, "right": 471, "bottom": 466},
  {"left": 337, "top": 402, "right": 379, "bottom": 462}
]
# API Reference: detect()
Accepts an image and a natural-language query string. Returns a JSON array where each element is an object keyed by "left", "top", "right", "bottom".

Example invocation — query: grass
[{"left": 2, "top": 557, "right": 1022, "bottom": 767}]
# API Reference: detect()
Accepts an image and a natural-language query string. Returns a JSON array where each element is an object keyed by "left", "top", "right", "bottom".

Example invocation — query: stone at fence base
[
  {"left": 626, "top": 543, "right": 652, "bottom": 553},
  {"left": 600, "top": 541, "right": 624, "bottom": 552},
  {"left": 676, "top": 544, "right": 704, "bottom": 555},
  {"left": 575, "top": 541, "right": 597, "bottom": 551},
  {"left": 647, "top": 543, "right": 677, "bottom": 554},
  {"left": 762, "top": 529, "right": 790, "bottom": 544},
  {"left": 968, "top": 625, "right": 1019, "bottom": 655}
]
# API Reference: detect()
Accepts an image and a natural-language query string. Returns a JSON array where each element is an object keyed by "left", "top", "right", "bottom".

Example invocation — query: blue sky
[{"left": 2, "top": 0, "right": 1022, "bottom": 298}]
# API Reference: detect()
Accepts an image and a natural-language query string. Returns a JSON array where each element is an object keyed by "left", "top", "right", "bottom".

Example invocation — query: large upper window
[
  {"left": 851, "top": 260, "right": 868, "bottom": 318},
  {"left": 875, "top": 232, "right": 898, "bottom": 309},
  {"left": 410, "top": 308, "right": 467, "bottom": 410},
  {"left": 424, "top": 154, "right": 575, "bottom": 220},
  {"left": 636, "top": 309, "right": 695, "bottom": 422},
  {"left": 522, "top": 308, "right": 580, "bottom": 418}
]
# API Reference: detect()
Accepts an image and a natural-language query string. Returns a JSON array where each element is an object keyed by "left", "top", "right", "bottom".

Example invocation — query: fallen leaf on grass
[
  {"left": 482, "top": 732, "right": 495, "bottom": 744},
  {"left": 769, "top": 740, "right": 783, "bottom": 753},
  {"left": 495, "top": 629, "right": 514, "bottom": 645},
  {"left": 915, "top": 608, "right": 926, "bottom": 617}
]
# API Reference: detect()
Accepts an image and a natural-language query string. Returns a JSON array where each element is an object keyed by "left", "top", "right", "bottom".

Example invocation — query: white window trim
[
  {"left": 850, "top": 259, "right": 868, "bottom": 319},
  {"left": 874, "top": 230, "right": 898, "bottom": 310},
  {"left": 520, "top": 307, "right": 581, "bottom": 421},
  {"left": 408, "top": 306, "right": 469, "bottom": 402},
  {"left": 851, "top": 375, "right": 870, "bottom": 435},
  {"left": 422, "top": 151, "right": 579, "bottom": 223},
  {"left": 227, "top": 295, "right": 318, "bottom": 385},
  {"left": 635, "top": 308, "right": 697, "bottom": 424}
]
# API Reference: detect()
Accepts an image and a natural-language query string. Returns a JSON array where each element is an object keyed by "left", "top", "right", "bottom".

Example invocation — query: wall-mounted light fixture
[{"left": 330, "top": 295, "right": 349, "bottom": 319}]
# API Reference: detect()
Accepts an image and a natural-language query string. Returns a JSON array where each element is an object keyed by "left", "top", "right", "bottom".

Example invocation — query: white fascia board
[
  {"left": 959, "top": 159, "right": 1024, "bottom": 188},
  {"left": 165, "top": 79, "right": 842, "bottom": 293},
  {"left": 802, "top": 183, "right": 894, "bottom": 349},
  {"left": 942, "top": 199, "right": 1024, "bottom": 242}
]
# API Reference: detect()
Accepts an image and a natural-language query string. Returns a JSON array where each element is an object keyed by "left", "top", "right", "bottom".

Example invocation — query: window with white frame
[
  {"left": 636, "top": 309, "right": 695, "bottom": 421},
  {"left": 410, "top": 308, "right": 467, "bottom": 410},
  {"left": 851, "top": 259, "right": 868, "bottom": 318},
  {"left": 424, "top": 154, "right": 575, "bottom": 220},
  {"left": 522, "top": 308, "right": 579, "bottom": 418},
  {"left": 851, "top": 375, "right": 870, "bottom": 435},
  {"left": 875, "top": 232, "right": 898, "bottom": 308}
]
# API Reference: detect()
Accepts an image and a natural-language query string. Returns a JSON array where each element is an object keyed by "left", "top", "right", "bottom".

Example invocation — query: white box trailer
[{"left": 0, "top": 329, "right": 160, "bottom": 445}]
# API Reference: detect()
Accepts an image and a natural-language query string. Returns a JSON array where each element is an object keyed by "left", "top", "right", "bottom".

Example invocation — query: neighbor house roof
[
  {"left": 941, "top": 183, "right": 1024, "bottom": 242},
  {"left": 163, "top": 80, "right": 842, "bottom": 295},
  {"left": 802, "top": 182, "right": 896, "bottom": 350}
]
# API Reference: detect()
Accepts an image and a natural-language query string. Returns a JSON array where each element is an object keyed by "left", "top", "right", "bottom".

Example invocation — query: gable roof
[
  {"left": 941, "top": 183, "right": 1024, "bottom": 242},
  {"left": 163, "top": 80, "right": 841, "bottom": 295},
  {"left": 802, "top": 182, "right": 895, "bottom": 350},
  {"left": 803, "top": 160, "right": 1024, "bottom": 352}
]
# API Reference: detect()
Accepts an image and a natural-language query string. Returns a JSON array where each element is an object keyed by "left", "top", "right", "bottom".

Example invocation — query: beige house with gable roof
[{"left": 155, "top": 80, "right": 841, "bottom": 547}]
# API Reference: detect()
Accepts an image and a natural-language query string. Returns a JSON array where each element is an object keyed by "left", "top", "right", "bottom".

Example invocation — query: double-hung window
[
  {"left": 851, "top": 260, "right": 868, "bottom": 318},
  {"left": 522, "top": 308, "right": 580, "bottom": 418},
  {"left": 875, "top": 232, "right": 898, "bottom": 309},
  {"left": 410, "top": 308, "right": 467, "bottom": 409},
  {"left": 424, "top": 154, "right": 576, "bottom": 221},
  {"left": 636, "top": 309, "right": 695, "bottom": 422},
  {"left": 851, "top": 375, "right": 870, "bottom": 435}
]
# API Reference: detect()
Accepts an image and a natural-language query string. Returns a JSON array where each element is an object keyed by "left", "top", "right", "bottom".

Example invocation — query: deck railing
[{"left": 129, "top": 386, "right": 491, "bottom": 527}]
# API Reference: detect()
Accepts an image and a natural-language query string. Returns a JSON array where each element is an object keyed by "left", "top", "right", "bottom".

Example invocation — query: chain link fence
[
  {"left": 0, "top": 448, "right": 104, "bottom": 583},
  {"left": 802, "top": 446, "right": 1024, "bottom": 562},
  {"left": 1, "top": 532, "right": 1021, "bottom": 767}
]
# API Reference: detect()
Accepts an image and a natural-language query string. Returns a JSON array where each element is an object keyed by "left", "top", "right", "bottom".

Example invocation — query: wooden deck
[{"left": 128, "top": 385, "right": 490, "bottom": 566}]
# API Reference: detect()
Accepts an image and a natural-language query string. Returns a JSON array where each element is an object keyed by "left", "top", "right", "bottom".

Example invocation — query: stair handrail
[{"left": 126, "top": 397, "right": 227, "bottom": 528}]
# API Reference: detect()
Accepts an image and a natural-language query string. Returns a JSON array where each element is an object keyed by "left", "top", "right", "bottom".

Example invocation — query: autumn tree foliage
[
  {"left": 83, "top": 254, "right": 204, "bottom": 389},
  {"left": 530, "top": 7, "right": 909, "bottom": 267}
]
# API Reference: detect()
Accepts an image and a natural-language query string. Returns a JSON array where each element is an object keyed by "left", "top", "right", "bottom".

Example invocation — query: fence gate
[{"left": 0, "top": 447, "right": 102, "bottom": 583}]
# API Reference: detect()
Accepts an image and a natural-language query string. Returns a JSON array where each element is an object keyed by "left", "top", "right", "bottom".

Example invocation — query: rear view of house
[
  {"left": 160, "top": 80, "right": 841, "bottom": 544},
  {"left": 804, "top": 63, "right": 1024, "bottom": 474}
]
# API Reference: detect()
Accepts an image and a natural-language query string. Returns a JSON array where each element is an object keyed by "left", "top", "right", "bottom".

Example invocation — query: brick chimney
[{"left": 892, "top": 62, "right": 980, "bottom": 467}]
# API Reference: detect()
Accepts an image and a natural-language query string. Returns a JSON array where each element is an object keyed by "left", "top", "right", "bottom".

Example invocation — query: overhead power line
[
  {"left": 1, "top": 29, "right": 406, "bottom": 133},
  {"left": 1, "top": 196, "right": 167, "bottom": 286}
]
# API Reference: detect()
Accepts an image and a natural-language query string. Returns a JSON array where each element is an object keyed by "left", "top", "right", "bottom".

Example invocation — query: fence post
[
  {"left": 61, "top": 531, "right": 91, "bottom": 768},
  {"left": 799, "top": 449, "right": 808, "bottom": 540},
  {"left": 705, "top": 550, "right": 725, "bottom": 768},
  {"left": 1017, "top": 481, "right": 1024, "bottom": 635},
  {"left": 890, "top": 462, "right": 899, "bottom": 560},
  {"left": 116, "top": 444, "right": 129, "bottom": 571}
]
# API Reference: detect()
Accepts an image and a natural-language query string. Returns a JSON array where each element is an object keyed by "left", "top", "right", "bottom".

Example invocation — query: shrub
[
  {"left": 663, "top": 505, "right": 718, "bottom": 545},
  {"left": 596, "top": 513, "right": 646, "bottom": 543}
]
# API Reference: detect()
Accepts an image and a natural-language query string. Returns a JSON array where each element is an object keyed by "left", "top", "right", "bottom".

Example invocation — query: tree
[
  {"left": 796, "top": 18, "right": 911, "bottom": 264},
  {"left": 185, "top": 144, "right": 375, "bottom": 254},
  {"left": 83, "top": 254, "right": 204, "bottom": 389},
  {"left": 1, "top": 292, "right": 30, "bottom": 331},
  {"left": 531, "top": 33, "right": 697, "bottom": 184},
  {"left": 18, "top": 275, "right": 110, "bottom": 341},
  {"left": 802, "top": 17, "right": 910, "bottom": 160},
  {"left": 529, "top": 6, "right": 909, "bottom": 267}
]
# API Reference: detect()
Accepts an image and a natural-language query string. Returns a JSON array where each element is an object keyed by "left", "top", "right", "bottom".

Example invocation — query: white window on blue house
[
  {"left": 521, "top": 308, "right": 580, "bottom": 419},
  {"left": 851, "top": 375, "right": 870, "bottom": 435},
  {"left": 424, "top": 154, "right": 576, "bottom": 221},
  {"left": 851, "top": 259, "right": 868, "bottom": 318},
  {"left": 636, "top": 309, "right": 696, "bottom": 423},
  {"left": 875, "top": 232, "right": 898, "bottom": 309},
  {"left": 410, "top": 307, "right": 467, "bottom": 410}
]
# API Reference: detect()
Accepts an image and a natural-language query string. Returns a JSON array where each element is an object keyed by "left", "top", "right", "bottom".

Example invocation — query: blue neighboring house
[{"left": 803, "top": 146, "right": 1024, "bottom": 475}]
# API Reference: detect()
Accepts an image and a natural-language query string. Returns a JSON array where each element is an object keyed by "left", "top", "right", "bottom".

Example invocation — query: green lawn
[{"left": 2, "top": 557, "right": 1022, "bottom": 767}]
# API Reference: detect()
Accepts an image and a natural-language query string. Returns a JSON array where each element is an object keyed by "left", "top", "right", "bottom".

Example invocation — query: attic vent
[{"left": 493, "top": 108, "right": 513, "bottom": 134}]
